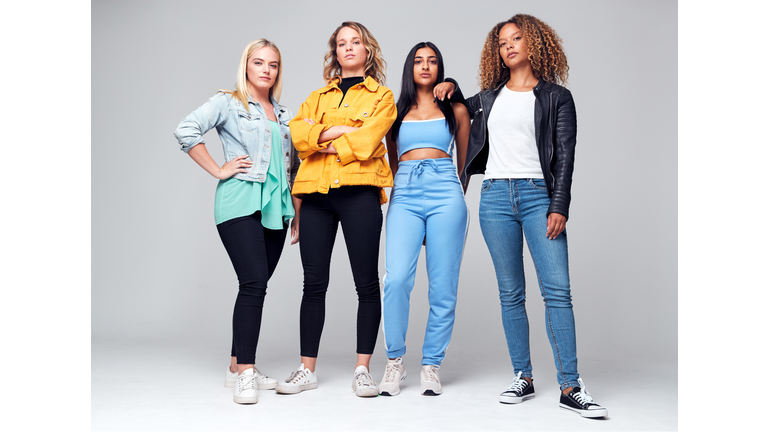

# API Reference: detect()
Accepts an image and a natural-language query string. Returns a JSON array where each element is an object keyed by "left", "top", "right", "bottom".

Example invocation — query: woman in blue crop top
[
  {"left": 377, "top": 42, "right": 470, "bottom": 397},
  {"left": 173, "top": 39, "right": 300, "bottom": 405}
]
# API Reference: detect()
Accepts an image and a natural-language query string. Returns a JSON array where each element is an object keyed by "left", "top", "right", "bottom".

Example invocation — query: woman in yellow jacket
[{"left": 276, "top": 21, "right": 395, "bottom": 397}]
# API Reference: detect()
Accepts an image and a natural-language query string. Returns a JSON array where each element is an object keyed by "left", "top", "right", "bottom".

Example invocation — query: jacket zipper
[
  {"left": 462, "top": 96, "right": 485, "bottom": 182},
  {"left": 548, "top": 97, "right": 555, "bottom": 190}
]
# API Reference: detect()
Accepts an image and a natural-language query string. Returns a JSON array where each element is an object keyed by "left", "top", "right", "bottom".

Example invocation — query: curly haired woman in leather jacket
[{"left": 437, "top": 14, "right": 608, "bottom": 418}]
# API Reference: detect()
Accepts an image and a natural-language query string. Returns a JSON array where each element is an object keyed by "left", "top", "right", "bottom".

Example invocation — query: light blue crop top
[{"left": 397, "top": 118, "right": 453, "bottom": 159}]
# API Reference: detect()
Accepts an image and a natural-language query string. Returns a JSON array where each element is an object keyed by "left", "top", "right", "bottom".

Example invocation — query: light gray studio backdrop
[{"left": 92, "top": 0, "right": 677, "bottom": 430}]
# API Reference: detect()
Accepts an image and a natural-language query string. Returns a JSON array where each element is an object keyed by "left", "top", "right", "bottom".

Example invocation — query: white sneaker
[
  {"left": 274, "top": 363, "right": 317, "bottom": 394},
  {"left": 233, "top": 368, "right": 258, "bottom": 404},
  {"left": 378, "top": 357, "right": 407, "bottom": 396},
  {"left": 351, "top": 365, "right": 378, "bottom": 397},
  {"left": 225, "top": 367, "right": 278, "bottom": 390},
  {"left": 420, "top": 365, "right": 442, "bottom": 396}
]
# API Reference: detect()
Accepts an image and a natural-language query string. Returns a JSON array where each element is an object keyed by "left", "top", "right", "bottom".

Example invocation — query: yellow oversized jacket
[{"left": 289, "top": 76, "right": 395, "bottom": 204}]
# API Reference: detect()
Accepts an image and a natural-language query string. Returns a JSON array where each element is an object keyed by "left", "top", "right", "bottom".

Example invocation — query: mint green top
[{"left": 214, "top": 120, "right": 294, "bottom": 228}]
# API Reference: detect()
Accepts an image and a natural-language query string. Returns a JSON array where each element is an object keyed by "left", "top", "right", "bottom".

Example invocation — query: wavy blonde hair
[
  {"left": 479, "top": 14, "right": 568, "bottom": 90},
  {"left": 323, "top": 21, "right": 386, "bottom": 85},
  {"left": 222, "top": 39, "right": 283, "bottom": 112}
]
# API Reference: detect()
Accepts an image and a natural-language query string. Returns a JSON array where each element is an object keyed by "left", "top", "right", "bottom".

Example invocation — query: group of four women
[{"left": 174, "top": 15, "right": 607, "bottom": 418}]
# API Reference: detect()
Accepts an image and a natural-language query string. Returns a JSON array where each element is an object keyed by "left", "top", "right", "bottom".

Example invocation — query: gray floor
[{"left": 92, "top": 340, "right": 677, "bottom": 431}]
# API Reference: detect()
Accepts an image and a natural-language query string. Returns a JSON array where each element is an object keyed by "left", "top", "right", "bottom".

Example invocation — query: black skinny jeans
[
  {"left": 217, "top": 212, "right": 287, "bottom": 365},
  {"left": 299, "top": 186, "right": 383, "bottom": 357}
]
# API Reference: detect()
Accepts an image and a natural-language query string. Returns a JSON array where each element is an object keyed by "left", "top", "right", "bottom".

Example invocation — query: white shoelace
[
  {"left": 237, "top": 373, "right": 256, "bottom": 392},
  {"left": 573, "top": 378, "right": 595, "bottom": 405},
  {"left": 383, "top": 363, "right": 398, "bottom": 383},
  {"left": 286, "top": 369, "right": 306, "bottom": 384},
  {"left": 422, "top": 365, "right": 439, "bottom": 382},
  {"left": 355, "top": 370, "right": 375, "bottom": 387},
  {"left": 253, "top": 367, "right": 268, "bottom": 380},
  {"left": 505, "top": 371, "right": 528, "bottom": 394}
]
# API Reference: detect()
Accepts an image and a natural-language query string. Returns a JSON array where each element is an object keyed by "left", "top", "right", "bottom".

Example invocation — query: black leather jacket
[{"left": 448, "top": 78, "right": 577, "bottom": 220}]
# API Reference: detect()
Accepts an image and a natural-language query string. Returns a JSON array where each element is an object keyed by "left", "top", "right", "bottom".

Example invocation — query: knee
[
  {"left": 356, "top": 283, "right": 381, "bottom": 302},
  {"left": 542, "top": 290, "right": 573, "bottom": 308},
  {"left": 238, "top": 281, "right": 267, "bottom": 298}
]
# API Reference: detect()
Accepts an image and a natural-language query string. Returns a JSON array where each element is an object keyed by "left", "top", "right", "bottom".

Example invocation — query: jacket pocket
[{"left": 237, "top": 110, "right": 262, "bottom": 133}]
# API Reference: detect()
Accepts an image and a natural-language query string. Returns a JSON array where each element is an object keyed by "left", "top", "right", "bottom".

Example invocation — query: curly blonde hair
[
  {"left": 323, "top": 21, "right": 386, "bottom": 85},
  {"left": 479, "top": 14, "right": 568, "bottom": 90}
]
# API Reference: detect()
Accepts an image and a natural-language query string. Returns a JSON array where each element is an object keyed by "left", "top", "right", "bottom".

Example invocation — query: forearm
[
  {"left": 188, "top": 144, "right": 223, "bottom": 178},
  {"left": 318, "top": 126, "right": 347, "bottom": 143},
  {"left": 331, "top": 98, "right": 396, "bottom": 164},
  {"left": 291, "top": 195, "right": 302, "bottom": 216}
]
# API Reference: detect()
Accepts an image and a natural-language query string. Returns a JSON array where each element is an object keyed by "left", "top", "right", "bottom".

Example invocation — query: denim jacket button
[
  {"left": 285, "top": 152, "right": 289, "bottom": 156},
  {"left": 284, "top": 134, "right": 288, "bottom": 139}
]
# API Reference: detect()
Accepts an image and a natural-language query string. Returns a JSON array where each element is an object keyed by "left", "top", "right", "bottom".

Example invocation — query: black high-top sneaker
[
  {"left": 499, "top": 371, "right": 535, "bottom": 404},
  {"left": 559, "top": 378, "right": 608, "bottom": 418}
]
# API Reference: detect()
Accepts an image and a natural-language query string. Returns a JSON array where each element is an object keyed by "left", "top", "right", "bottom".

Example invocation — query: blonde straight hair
[{"left": 222, "top": 39, "right": 283, "bottom": 112}]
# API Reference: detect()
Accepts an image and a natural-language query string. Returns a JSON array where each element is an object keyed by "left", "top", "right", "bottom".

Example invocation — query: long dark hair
[{"left": 390, "top": 42, "right": 456, "bottom": 143}]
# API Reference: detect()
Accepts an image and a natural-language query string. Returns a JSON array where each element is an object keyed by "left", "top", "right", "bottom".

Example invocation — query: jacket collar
[
  {"left": 492, "top": 78, "right": 546, "bottom": 93},
  {"left": 320, "top": 75, "right": 379, "bottom": 94},
  {"left": 247, "top": 94, "right": 287, "bottom": 113}
]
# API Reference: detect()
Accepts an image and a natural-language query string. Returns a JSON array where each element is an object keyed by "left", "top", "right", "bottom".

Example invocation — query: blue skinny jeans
[{"left": 479, "top": 178, "right": 579, "bottom": 390}]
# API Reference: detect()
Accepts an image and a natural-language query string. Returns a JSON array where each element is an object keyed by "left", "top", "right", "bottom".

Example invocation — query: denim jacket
[{"left": 174, "top": 92, "right": 299, "bottom": 185}]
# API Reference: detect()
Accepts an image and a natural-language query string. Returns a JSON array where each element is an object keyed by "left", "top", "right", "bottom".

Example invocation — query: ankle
[
  {"left": 562, "top": 386, "right": 573, "bottom": 395},
  {"left": 237, "top": 364, "right": 255, "bottom": 374}
]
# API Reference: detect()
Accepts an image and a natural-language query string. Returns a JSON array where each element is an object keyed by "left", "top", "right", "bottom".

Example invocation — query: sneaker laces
[
  {"left": 286, "top": 369, "right": 306, "bottom": 384},
  {"left": 355, "top": 370, "right": 375, "bottom": 387},
  {"left": 253, "top": 367, "right": 268, "bottom": 380},
  {"left": 573, "top": 378, "right": 595, "bottom": 405},
  {"left": 383, "top": 362, "right": 399, "bottom": 383},
  {"left": 505, "top": 371, "right": 528, "bottom": 393},
  {"left": 422, "top": 365, "right": 439, "bottom": 382},
  {"left": 237, "top": 373, "right": 256, "bottom": 392}
]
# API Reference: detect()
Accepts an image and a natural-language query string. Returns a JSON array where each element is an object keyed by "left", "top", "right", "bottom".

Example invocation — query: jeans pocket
[
  {"left": 481, "top": 179, "right": 493, "bottom": 193},
  {"left": 528, "top": 178, "right": 547, "bottom": 191}
]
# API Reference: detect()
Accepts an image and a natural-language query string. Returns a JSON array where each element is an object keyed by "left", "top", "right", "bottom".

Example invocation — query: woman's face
[
  {"left": 412, "top": 47, "right": 438, "bottom": 88},
  {"left": 498, "top": 23, "right": 530, "bottom": 70},
  {"left": 246, "top": 46, "right": 279, "bottom": 94},
  {"left": 335, "top": 26, "right": 367, "bottom": 74}
]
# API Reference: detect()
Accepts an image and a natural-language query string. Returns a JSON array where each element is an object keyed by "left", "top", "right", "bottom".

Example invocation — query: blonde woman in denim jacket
[
  {"left": 277, "top": 21, "right": 395, "bottom": 398},
  {"left": 173, "top": 39, "right": 300, "bottom": 405}
]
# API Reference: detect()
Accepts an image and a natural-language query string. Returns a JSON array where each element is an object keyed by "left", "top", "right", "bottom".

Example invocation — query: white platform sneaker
[
  {"left": 233, "top": 368, "right": 258, "bottom": 404},
  {"left": 274, "top": 363, "right": 318, "bottom": 394},
  {"left": 351, "top": 365, "right": 378, "bottom": 397}
]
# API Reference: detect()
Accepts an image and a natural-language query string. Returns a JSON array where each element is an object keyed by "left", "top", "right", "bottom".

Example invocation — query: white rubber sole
[
  {"left": 559, "top": 403, "right": 608, "bottom": 418},
  {"left": 499, "top": 393, "right": 535, "bottom": 404},
  {"left": 352, "top": 384, "right": 379, "bottom": 397},
  {"left": 233, "top": 393, "right": 258, "bottom": 404},
  {"left": 274, "top": 382, "right": 318, "bottom": 394}
]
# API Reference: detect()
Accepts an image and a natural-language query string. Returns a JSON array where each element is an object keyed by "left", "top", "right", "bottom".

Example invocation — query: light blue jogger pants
[{"left": 383, "top": 158, "right": 468, "bottom": 365}]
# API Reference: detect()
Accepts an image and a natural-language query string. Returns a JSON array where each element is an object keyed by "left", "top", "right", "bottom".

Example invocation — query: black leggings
[
  {"left": 298, "top": 186, "right": 383, "bottom": 357},
  {"left": 217, "top": 212, "right": 287, "bottom": 365}
]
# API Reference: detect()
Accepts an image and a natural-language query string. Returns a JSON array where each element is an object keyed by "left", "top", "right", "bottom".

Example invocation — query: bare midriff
[{"left": 399, "top": 148, "right": 451, "bottom": 161}]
